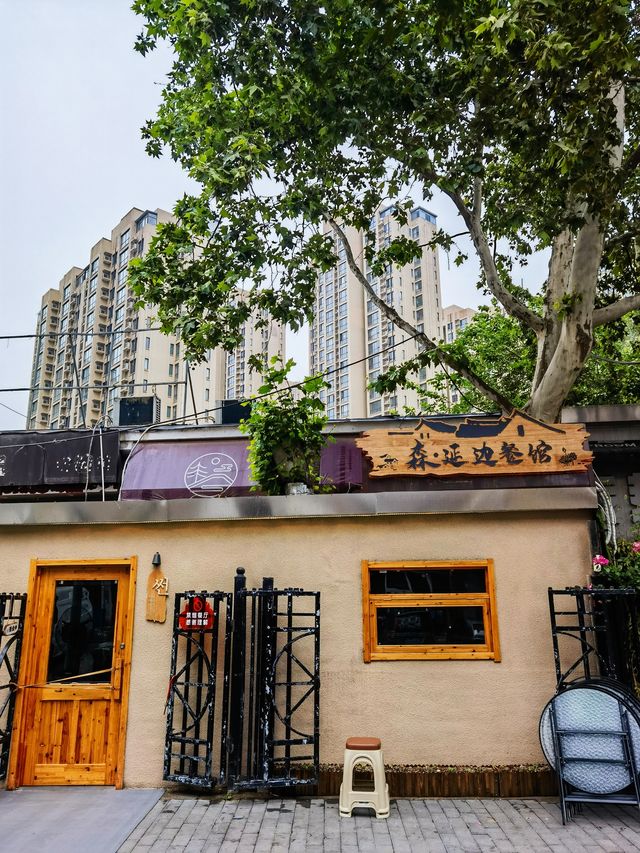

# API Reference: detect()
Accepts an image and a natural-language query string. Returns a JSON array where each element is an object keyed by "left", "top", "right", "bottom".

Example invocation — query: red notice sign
[{"left": 179, "top": 596, "right": 215, "bottom": 631}]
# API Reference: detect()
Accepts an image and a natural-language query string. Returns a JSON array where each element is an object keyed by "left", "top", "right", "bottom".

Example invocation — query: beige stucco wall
[{"left": 0, "top": 508, "right": 592, "bottom": 786}]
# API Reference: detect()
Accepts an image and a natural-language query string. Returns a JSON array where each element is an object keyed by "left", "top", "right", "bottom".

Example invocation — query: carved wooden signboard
[
  {"left": 355, "top": 411, "right": 592, "bottom": 478},
  {"left": 146, "top": 569, "right": 169, "bottom": 623}
]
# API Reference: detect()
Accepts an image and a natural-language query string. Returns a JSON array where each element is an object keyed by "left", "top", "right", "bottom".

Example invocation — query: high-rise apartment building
[
  {"left": 441, "top": 304, "right": 476, "bottom": 344},
  {"left": 309, "top": 204, "right": 442, "bottom": 418},
  {"left": 440, "top": 304, "right": 477, "bottom": 407},
  {"left": 27, "top": 207, "right": 285, "bottom": 430}
]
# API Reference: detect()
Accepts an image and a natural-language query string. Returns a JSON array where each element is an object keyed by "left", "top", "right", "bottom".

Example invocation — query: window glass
[
  {"left": 376, "top": 606, "right": 485, "bottom": 646},
  {"left": 47, "top": 580, "right": 117, "bottom": 684},
  {"left": 362, "top": 561, "right": 499, "bottom": 662},
  {"left": 369, "top": 568, "right": 485, "bottom": 594}
]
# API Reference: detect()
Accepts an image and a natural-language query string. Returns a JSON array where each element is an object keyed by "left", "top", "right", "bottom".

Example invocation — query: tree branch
[
  {"left": 604, "top": 228, "right": 640, "bottom": 252},
  {"left": 472, "top": 176, "right": 482, "bottom": 226},
  {"left": 622, "top": 144, "right": 640, "bottom": 174},
  {"left": 439, "top": 187, "right": 545, "bottom": 333},
  {"left": 328, "top": 218, "right": 514, "bottom": 414},
  {"left": 593, "top": 293, "right": 640, "bottom": 326}
]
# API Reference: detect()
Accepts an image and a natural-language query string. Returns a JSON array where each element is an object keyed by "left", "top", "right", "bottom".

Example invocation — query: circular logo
[{"left": 184, "top": 452, "right": 239, "bottom": 497}]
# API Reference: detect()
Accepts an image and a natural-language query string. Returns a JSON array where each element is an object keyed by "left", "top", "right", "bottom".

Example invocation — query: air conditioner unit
[
  {"left": 113, "top": 394, "right": 161, "bottom": 427},
  {"left": 214, "top": 399, "right": 250, "bottom": 425}
]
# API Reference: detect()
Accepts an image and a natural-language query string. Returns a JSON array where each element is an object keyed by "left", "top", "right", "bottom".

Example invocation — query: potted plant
[
  {"left": 591, "top": 538, "right": 640, "bottom": 692},
  {"left": 592, "top": 540, "right": 640, "bottom": 589},
  {"left": 239, "top": 356, "right": 332, "bottom": 496}
]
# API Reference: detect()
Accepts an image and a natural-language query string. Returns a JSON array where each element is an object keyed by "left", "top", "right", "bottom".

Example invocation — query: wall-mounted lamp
[{"left": 152, "top": 552, "right": 162, "bottom": 568}]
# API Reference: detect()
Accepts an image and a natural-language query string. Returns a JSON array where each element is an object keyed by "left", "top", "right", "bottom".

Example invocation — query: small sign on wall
[
  {"left": 179, "top": 597, "right": 215, "bottom": 631},
  {"left": 146, "top": 569, "right": 169, "bottom": 623}
]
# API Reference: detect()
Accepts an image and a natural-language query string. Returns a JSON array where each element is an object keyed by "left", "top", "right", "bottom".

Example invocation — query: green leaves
[
  {"left": 238, "top": 357, "right": 332, "bottom": 495},
  {"left": 131, "top": 0, "right": 640, "bottom": 417}
]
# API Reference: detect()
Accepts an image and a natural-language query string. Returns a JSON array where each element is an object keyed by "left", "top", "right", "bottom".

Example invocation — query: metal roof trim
[{"left": 0, "top": 487, "right": 597, "bottom": 527}]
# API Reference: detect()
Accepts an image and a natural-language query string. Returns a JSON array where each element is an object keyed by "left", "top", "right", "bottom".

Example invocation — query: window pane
[
  {"left": 369, "top": 568, "right": 486, "bottom": 594},
  {"left": 376, "top": 606, "right": 485, "bottom": 646},
  {"left": 47, "top": 579, "right": 118, "bottom": 684}
]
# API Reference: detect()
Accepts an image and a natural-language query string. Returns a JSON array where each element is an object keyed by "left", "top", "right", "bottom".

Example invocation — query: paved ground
[
  {"left": 0, "top": 786, "right": 163, "bottom": 853},
  {"left": 119, "top": 796, "right": 640, "bottom": 852}
]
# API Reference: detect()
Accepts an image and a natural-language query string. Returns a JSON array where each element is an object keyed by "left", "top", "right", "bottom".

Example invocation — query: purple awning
[{"left": 120, "top": 439, "right": 364, "bottom": 500}]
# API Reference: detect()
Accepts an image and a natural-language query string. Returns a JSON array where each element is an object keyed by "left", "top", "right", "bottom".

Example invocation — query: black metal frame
[
  {"left": 547, "top": 587, "right": 640, "bottom": 822},
  {"left": 228, "top": 570, "right": 321, "bottom": 790},
  {"left": 164, "top": 590, "right": 233, "bottom": 788},
  {"left": 548, "top": 587, "right": 640, "bottom": 690},
  {"left": 164, "top": 569, "right": 320, "bottom": 791},
  {"left": 0, "top": 593, "right": 27, "bottom": 780},
  {"left": 548, "top": 688, "right": 640, "bottom": 824}
]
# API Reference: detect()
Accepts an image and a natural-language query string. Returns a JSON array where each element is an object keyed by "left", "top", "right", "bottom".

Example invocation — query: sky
[{"left": 0, "top": 1, "right": 548, "bottom": 431}]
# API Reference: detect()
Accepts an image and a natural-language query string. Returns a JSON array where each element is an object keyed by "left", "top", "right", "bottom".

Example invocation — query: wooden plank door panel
[{"left": 7, "top": 560, "right": 136, "bottom": 788}]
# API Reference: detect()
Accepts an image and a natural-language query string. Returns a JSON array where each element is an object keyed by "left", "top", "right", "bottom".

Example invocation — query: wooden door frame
[{"left": 7, "top": 557, "right": 137, "bottom": 790}]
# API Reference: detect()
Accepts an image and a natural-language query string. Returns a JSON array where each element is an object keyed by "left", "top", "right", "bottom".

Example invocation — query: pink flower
[
  {"left": 593, "top": 554, "right": 610, "bottom": 567},
  {"left": 632, "top": 542, "right": 640, "bottom": 554}
]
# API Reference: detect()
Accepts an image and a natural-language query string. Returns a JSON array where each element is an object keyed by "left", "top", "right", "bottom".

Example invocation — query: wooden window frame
[{"left": 362, "top": 560, "right": 501, "bottom": 663}]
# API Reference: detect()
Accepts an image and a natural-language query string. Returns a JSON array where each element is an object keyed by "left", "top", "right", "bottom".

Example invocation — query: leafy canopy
[
  {"left": 395, "top": 305, "right": 640, "bottom": 414},
  {"left": 131, "top": 0, "right": 640, "bottom": 417}
]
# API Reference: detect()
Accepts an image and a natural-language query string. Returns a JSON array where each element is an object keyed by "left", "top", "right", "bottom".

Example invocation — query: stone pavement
[
  {"left": 0, "top": 785, "right": 163, "bottom": 853},
  {"left": 119, "top": 796, "right": 640, "bottom": 852}
]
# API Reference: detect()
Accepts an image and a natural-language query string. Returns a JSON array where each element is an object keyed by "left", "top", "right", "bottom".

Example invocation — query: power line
[
  {"left": 0, "top": 400, "right": 27, "bottom": 419},
  {"left": 1, "top": 381, "right": 186, "bottom": 393},
  {"left": 1, "top": 330, "right": 422, "bottom": 397},
  {"left": 0, "top": 331, "right": 427, "bottom": 446},
  {"left": 0, "top": 326, "right": 164, "bottom": 342}
]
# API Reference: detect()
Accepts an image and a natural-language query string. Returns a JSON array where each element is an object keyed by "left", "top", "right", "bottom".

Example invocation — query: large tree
[
  {"left": 394, "top": 304, "right": 640, "bottom": 414},
  {"left": 131, "top": 0, "right": 640, "bottom": 422}
]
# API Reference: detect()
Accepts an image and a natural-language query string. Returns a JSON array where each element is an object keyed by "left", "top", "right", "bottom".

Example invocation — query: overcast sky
[{"left": 0, "top": 0, "right": 548, "bottom": 431}]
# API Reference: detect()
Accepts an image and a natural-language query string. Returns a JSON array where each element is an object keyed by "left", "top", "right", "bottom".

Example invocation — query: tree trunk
[
  {"left": 526, "top": 218, "right": 604, "bottom": 422},
  {"left": 531, "top": 229, "right": 574, "bottom": 395}
]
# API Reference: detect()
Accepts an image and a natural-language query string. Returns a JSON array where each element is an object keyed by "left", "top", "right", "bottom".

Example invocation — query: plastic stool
[{"left": 339, "top": 736, "right": 390, "bottom": 819}]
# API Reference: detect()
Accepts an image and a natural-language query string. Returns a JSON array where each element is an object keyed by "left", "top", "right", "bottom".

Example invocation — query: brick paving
[{"left": 119, "top": 796, "right": 640, "bottom": 852}]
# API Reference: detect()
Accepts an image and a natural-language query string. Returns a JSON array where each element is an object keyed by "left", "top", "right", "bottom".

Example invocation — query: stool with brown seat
[{"left": 339, "top": 736, "right": 390, "bottom": 819}]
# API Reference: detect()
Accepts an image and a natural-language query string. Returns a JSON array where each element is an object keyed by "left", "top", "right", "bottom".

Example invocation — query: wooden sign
[
  {"left": 355, "top": 411, "right": 592, "bottom": 478},
  {"left": 146, "top": 569, "right": 169, "bottom": 623}
]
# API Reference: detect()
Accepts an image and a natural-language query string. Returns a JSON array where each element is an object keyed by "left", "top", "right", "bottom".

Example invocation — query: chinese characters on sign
[
  {"left": 179, "top": 597, "right": 215, "bottom": 631},
  {"left": 355, "top": 412, "right": 592, "bottom": 479}
]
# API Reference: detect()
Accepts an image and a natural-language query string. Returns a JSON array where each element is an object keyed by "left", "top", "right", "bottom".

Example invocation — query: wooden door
[{"left": 7, "top": 559, "right": 136, "bottom": 788}]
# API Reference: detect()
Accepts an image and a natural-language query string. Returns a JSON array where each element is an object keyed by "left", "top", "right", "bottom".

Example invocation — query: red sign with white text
[{"left": 179, "top": 597, "right": 215, "bottom": 631}]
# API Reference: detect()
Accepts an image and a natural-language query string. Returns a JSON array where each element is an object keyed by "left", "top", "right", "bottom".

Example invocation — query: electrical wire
[
  {"left": 433, "top": 359, "right": 496, "bottom": 415},
  {"left": 0, "top": 327, "right": 163, "bottom": 341},
  {"left": 594, "top": 470, "right": 617, "bottom": 551},
  {"left": 0, "top": 400, "right": 27, "bottom": 419},
  {"left": 0, "top": 330, "right": 424, "bottom": 448}
]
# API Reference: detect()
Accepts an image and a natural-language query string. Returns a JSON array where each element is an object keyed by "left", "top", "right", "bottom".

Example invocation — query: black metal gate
[
  {"left": 164, "top": 590, "right": 233, "bottom": 788},
  {"left": 164, "top": 569, "right": 320, "bottom": 790},
  {"left": 548, "top": 586, "right": 640, "bottom": 690},
  {"left": 0, "top": 593, "right": 27, "bottom": 780}
]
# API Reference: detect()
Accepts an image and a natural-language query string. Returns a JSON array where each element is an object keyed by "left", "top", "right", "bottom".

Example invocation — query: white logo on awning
[{"left": 184, "top": 452, "right": 239, "bottom": 497}]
